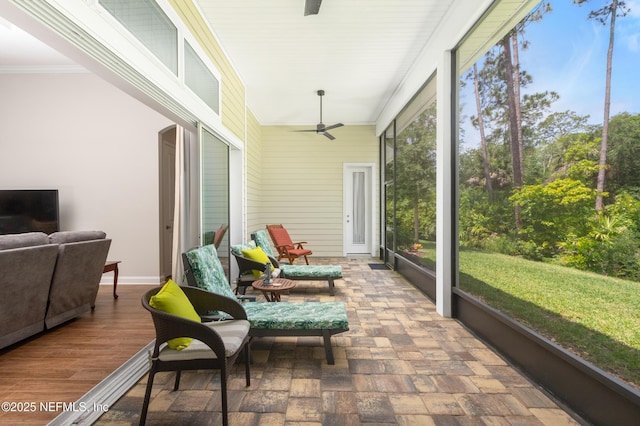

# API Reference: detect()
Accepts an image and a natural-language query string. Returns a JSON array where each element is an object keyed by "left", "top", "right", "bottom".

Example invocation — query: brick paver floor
[{"left": 97, "top": 257, "right": 580, "bottom": 425}]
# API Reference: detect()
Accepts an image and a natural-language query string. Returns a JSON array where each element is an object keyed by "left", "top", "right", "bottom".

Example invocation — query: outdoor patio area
[{"left": 97, "top": 257, "right": 580, "bottom": 425}]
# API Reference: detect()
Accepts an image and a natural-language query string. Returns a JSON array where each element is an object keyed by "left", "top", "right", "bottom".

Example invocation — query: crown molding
[{"left": 0, "top": 64, "right": 88, "bottom": 73}]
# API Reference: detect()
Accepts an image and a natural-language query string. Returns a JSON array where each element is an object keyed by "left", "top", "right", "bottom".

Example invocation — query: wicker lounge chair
[
  {"left": 249, "top": 230, "right": 343, "bottom": 296},
  {"left": 182, "top": 244, "right": 349, "bottom": 364}
]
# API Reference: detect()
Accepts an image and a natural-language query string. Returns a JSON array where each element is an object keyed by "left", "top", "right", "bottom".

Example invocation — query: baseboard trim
[
  {"left": 48, "top": 341, "right": 153, "bottom": 426},
  {"left": 99, "top": 276, "right": 163, "bottom": 285}
]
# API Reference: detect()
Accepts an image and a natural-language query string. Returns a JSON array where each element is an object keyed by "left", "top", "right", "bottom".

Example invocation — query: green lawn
[{"left": 415, "top": 244, "right": 640, "bottom": 388}]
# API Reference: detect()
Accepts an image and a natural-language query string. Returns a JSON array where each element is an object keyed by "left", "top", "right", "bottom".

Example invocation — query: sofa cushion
[
  {"left": 0, "top": 232, "right": 49, "bottom": 250},
  {"left": 150, "top": 280, "right": 201, "bottom": 350},
  {"left": 48, "top": 230, "right": 106, "bottom": 244}
]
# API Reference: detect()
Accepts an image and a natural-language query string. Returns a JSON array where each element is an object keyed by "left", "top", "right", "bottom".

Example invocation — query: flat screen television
[{"left": 0, "top": 190, "right": 60, "bottom": 235}]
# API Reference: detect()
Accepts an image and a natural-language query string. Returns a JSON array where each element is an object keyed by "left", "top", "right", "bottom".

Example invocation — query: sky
[{"left": 459, "top": 0, "right": 640, "bottom": 149}]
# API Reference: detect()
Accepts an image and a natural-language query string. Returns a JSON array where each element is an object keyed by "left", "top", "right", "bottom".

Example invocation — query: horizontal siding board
[
  {"left": 246, "top": 109, "right": 263, "bottom": 237},
  {"left": 256, "top": 125, "right": 378, "bottom": 256}
]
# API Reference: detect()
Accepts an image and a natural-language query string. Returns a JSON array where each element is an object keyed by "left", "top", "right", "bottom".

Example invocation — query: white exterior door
[{"left": 344, "top": 164, "right": 373, "bottom": 255}]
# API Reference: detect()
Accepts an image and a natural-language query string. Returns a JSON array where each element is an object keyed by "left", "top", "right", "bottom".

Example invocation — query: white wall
[
  {"left": 258, "top": 125, "right": 378, "bottom": 257},
  {"left": 0, "top": 72, "right": 173, "bottom": 283}
]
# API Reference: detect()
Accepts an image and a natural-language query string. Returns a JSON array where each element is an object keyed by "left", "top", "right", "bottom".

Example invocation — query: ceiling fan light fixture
[{"left": 292, "top": 89, "right": 343, "bottom": 140}]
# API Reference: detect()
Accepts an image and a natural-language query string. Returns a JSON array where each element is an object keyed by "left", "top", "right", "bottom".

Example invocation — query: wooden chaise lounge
[{"left": 182, "top": 244, "right": 349, "bottom": 364}]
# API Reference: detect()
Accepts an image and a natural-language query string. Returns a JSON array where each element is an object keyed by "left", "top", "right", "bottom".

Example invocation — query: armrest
[
  {"left": 268, "top": 255, "right": 280, "bottom": 268},
  {"left": 183, "top": 286, "right": 247, "bottom": 320},
  {"left": 150, "top": 311, "right": 228, "bottom": 359},
  {"left": 233, "top": 252, "right": 271, "bottom": 272}
]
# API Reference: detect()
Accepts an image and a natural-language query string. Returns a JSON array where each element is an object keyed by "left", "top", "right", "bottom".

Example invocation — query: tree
[
  {"left": 526, "top": 110, "right": 591, "bottom": 182},
  {"left": 472, "top": 63, "right": 494, "bottom": 200},
  {"left": 606, "top": 113, "right": 640, "bottom": 194},
  {"left": 574, "top": 0, "right": 629, "bottom": 211},
  {"left": 394, "top": 104, "right": 437, "bottom": 247},
  {"left": 498, "top": 2, "right": 552, "bottom": 228}
]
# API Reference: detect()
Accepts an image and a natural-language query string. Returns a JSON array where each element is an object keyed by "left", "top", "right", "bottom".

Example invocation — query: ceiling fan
[
  {"left": 295, "top": 90, "right": 344, "bottom": 140},
  {"left": 304, "top": 0, "right": 323, "bottom": 16}
]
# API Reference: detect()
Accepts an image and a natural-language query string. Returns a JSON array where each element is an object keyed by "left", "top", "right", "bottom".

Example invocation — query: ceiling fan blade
[
  {"left": 323, "top": 132, "right": 336, "bottom": 140},
  {"left": 304, "top": 0, "right": 322, "bottom": 16},
  {"left": 292, "top": 129, "right": 318, "bottom": 132},
  {"left": 324, "top": 123, "right": 344, "bottom": 131}
]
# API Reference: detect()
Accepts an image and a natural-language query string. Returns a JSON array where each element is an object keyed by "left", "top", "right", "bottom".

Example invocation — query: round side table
[{"left": 252, "top": 278, "right": 296, "bottom": 302}]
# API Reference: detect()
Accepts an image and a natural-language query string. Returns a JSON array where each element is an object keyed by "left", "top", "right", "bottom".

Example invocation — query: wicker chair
[{"left": 140, "top": 286, "right": 251, "bottom": 426}]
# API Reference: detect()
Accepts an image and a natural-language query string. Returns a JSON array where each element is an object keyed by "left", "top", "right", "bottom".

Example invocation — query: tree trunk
[
  {"left": 502, "top": 34, "right": 523, "bottom": 229},
  {"left": 413, "top": 195, "right": 420, "bottom": 243},
  {"left": 473, "top": 64, "right": 494, "bottom": 201},
  {"left": 511, "top": 32, "right": 525, "bottom": 182},
  {"left": 595, "top": 0, "right": 617, "bottom": 211}
]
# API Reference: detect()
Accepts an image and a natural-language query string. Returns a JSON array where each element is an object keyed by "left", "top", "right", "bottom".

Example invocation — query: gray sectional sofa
[{"left": 0, "top": 231, "right": 111, "bottom": 349}]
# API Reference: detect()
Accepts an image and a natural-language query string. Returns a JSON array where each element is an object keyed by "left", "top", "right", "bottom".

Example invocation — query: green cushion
[
  {"left": 242, "top": 246, "right": 274, "bottom": 278},
  {"left": 149, "top": 280, "right": 201, "bottom": 350},
  {"left": 231, "top": 240, "right": 256, "bottom": 256},
  {"left": 242, "top": 302, "right": 348, "bottom": 330},
  {"left": 252, "top": 230, "right": 276, "bottom": 258},
  {"left": 281, "top": 264, "right": 342, "bottom": 278},
  {"left": 184, "top": 245, "right": 236, "bottom": 299}
]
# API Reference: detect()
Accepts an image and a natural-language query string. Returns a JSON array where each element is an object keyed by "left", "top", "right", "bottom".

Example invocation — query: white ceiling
[
  {"left": 0, "top": 15, "right": 78, "bottom": 69},
  {"left": 195, "top": 0, "right": 454, "bottom": 126},
  {"left": 0, "top": 1, "right": 464, "bottom": 128}
]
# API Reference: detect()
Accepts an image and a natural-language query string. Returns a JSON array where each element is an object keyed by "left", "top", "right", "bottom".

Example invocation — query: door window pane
[{"left": 201, "top": 128, "right": 229, "bottom": 278}]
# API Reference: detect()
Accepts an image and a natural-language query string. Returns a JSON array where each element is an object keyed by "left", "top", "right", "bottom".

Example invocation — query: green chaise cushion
[
  {"left": 252, "top": 230, "right": 277, "bottom": 258},
  {"left": 280, "top": 264, "right": 342, "bottom": 279},
  {"left": 231, "top": 241, "right": 256, "bottom": 256},
  {"left": 242, "top": 301, "right": 348, "bottom": 330},
  {"left": 184, "top": 244, "right": 237, "bottom": 300}
]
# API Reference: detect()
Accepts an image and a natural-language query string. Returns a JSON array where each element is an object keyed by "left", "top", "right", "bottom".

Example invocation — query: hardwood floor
[{"left": 0, "top": 284, "right": 157, "bottom": 425}]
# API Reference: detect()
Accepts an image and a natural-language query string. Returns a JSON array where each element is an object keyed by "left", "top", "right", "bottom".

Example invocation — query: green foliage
[
  {"left": 510, "top": 179, "right": 596, "bottom": 256},
  {"left": 559, "top": 192, "right": 640, "bottom": 279},
  {"left": 607, "top": 113, "right": 640, "bottom": 194},
  {"left": 394, "top": 104, "right": 437, "bottom": 249},
  {"left": 458, "top": 187, "right": 514, "bottom": 247}
]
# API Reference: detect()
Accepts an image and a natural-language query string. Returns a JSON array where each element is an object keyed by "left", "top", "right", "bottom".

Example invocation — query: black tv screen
[{"left": 0, "top": 190, "right": 60, "bottom": 235}]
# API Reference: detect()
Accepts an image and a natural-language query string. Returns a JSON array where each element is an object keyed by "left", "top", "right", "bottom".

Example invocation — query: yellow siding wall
[
  {"left": 257, "top": 125, "right": 378, "bottom": 256},
  {"left": 169, "top": 0, "right": 246, "bottom": 141},
  {"left": 246, "top": 108, "right": 263, "bottom": 239}
]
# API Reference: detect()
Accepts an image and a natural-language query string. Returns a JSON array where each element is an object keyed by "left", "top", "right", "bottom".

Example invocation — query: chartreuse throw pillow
[
  {"left": 241, "top": 246, "right": 275, "bottom": 278},
  {"left": 149, "top": 279, "right": 201, "bottom": 350}
]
